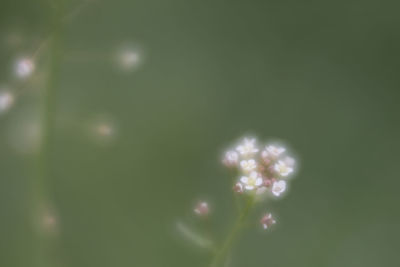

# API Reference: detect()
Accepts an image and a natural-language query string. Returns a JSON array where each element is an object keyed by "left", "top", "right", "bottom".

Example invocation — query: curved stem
[{"left": 209, "top": 194, "right": 256, "bottom": 267}]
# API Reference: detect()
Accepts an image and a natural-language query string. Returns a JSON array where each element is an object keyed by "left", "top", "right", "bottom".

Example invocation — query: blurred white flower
[
  {"left": 260, "top": 213, "right": 276, "bottom": 229},
  {"left": 223, "top": 150, "right": 239, "bottom": 166},
  {"left": 273, "top": 160, "right": 293, "bottom": 177},
  {"left": 272, "top": 180, "right": 286, "bottom": 196},
  {"left": 96, "top": 123, "right": 114, "bottom": 137},
  {"left": 115, "top": 47, "right": 142, "bottom": 72},
  {"left": 240, "top": 171, "right": 263, "bottom": 191},
  {"left": 266, "top": 145, "right": 285, "bottom": 157},
  {"left": 194, "top": 202, "right": 209, "bottom": 216},
  {"left": 236, "top": 138, "right": 259, "bottom": 156},
  {"left": 240, "top": 159, "right": 257, "bottom": 172},
  {"left": 15, "top": 58, "right": 35, "bottom": 79},
  {"left": 0, "top": 91, "right": 14, "bottom": 113}
]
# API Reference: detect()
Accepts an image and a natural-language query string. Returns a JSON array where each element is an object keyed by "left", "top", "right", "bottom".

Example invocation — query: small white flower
[
  {"left": 272, "top": 180, "right": 286, "bottom": 196},
  {"left": 266, "top": 145, "right": 286, "bottom": 157},
  {"left": 240, "top": 171, "right": 263, "bottom": 191},
  {"left": 240, "top": 159, "right": 257, "bottom": 172},
  {"left": 273, "top": 160, "right": 293, "bottom": 177},
  {"left": 236, "top": 138, "right": 259, "bottom": 156},
  {"left": 15, "top": 58, "right": 35, "bottom": 79},
  {"left": 223, "top": 150, "right": 239, "bottom": 166},
  {"left": 0, "top": 91, "right": 14, "bottom": 113}
]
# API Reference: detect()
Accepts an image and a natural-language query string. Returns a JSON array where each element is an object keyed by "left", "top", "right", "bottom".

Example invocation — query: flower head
[
  {"left": 236, "top": 138, "right": 259, "bottom": 156},
  {"left": 260, "top": 213, "right": 276, "bottom": 229},
  {"left": 274, "top": 160, "right": 293, "bottom": 177},
  {"left": 240, "top": 159, "right": 257, "bottom": 172},
  {"left": 272, "top": 180, "right": 287, "bottom": 196},
  {"left": 240, "top": 171, "right": 263, "bottom": 191}
]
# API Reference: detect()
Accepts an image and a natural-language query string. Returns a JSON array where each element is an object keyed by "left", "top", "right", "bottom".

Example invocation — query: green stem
[
  {"left": 32, "top": 8, "right": 63, "bottom": 267},
  {"left": 209, "top": 194, "right": 256, "bottom": 267}
]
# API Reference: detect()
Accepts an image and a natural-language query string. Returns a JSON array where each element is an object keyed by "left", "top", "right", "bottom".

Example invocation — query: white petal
[{"left": 255, "top": 177, "right": 263, "bottom": 186}]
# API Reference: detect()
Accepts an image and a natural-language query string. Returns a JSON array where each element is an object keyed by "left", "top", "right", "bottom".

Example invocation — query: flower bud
[
  {"left": 194, "top": 202, "right": 209, "bottom": 216},
  {"left": 260, "top": 213, "right": 276, "bottom": 230},
  {"left": 233, "top": 182, "right": 243, "bottom": 193},
  {"left": 15, "top": 58, "right": 35, "bottom": 79}
]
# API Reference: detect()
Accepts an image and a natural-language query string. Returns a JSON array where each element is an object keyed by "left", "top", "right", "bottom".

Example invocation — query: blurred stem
[
  {"left": 32, "top": 6, "right": 63, "bottom": 267},
  {"left": 209, "top": 194, "right": 256, "bottom": 267}
]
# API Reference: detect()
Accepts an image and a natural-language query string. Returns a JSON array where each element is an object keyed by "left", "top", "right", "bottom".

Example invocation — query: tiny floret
[
  {"left": 240, "top": 171, "right": 263, "bottom": 191},
  {"left": 240, "top": 159, "right": 257, "bottom": 172},
  {"left": 274, "top": 160, "right": 293, "bottom": 177},
  {"left": 236, "top": 138, "right": 259, "bottom": 156},
  {"left": 272, "top": 180, "right": 287, "bottom": 196}
]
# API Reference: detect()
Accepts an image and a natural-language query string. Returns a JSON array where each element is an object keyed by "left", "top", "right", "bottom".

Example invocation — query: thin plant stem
[
  {"left": 209, "top": 194, "right": 256, "bottom": 267},
  {"left": 31, "top": 6, "right": 63, "bottom": 267}
]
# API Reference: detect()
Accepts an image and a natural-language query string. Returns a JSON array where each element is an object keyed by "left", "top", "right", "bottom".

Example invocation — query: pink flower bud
[{"left": 260, "top": 213, "right": 276, "bottom": 230}]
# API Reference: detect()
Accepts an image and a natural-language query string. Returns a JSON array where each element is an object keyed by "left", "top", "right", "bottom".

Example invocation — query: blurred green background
[{"left": 1, "top": 0, "right": 399, "bottom": 266}]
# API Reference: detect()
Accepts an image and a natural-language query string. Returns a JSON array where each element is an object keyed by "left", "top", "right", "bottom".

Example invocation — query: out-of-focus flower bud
[
  {"left": 15, "top": 58, "right": 35, "bottom": 79},
  {"left": 194, "top": 202, "right": 209, "bottom": 216},
  {"left": 233, "top": 182, "right": 244, "bottom": 193},
  {"left": 260, "top": 213, "right": 276, "bottom": 230}
]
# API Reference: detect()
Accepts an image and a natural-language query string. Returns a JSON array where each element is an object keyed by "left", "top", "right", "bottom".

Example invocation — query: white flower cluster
[{"left": 223, "top": 137, "right": 296, "bottom": 197}]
